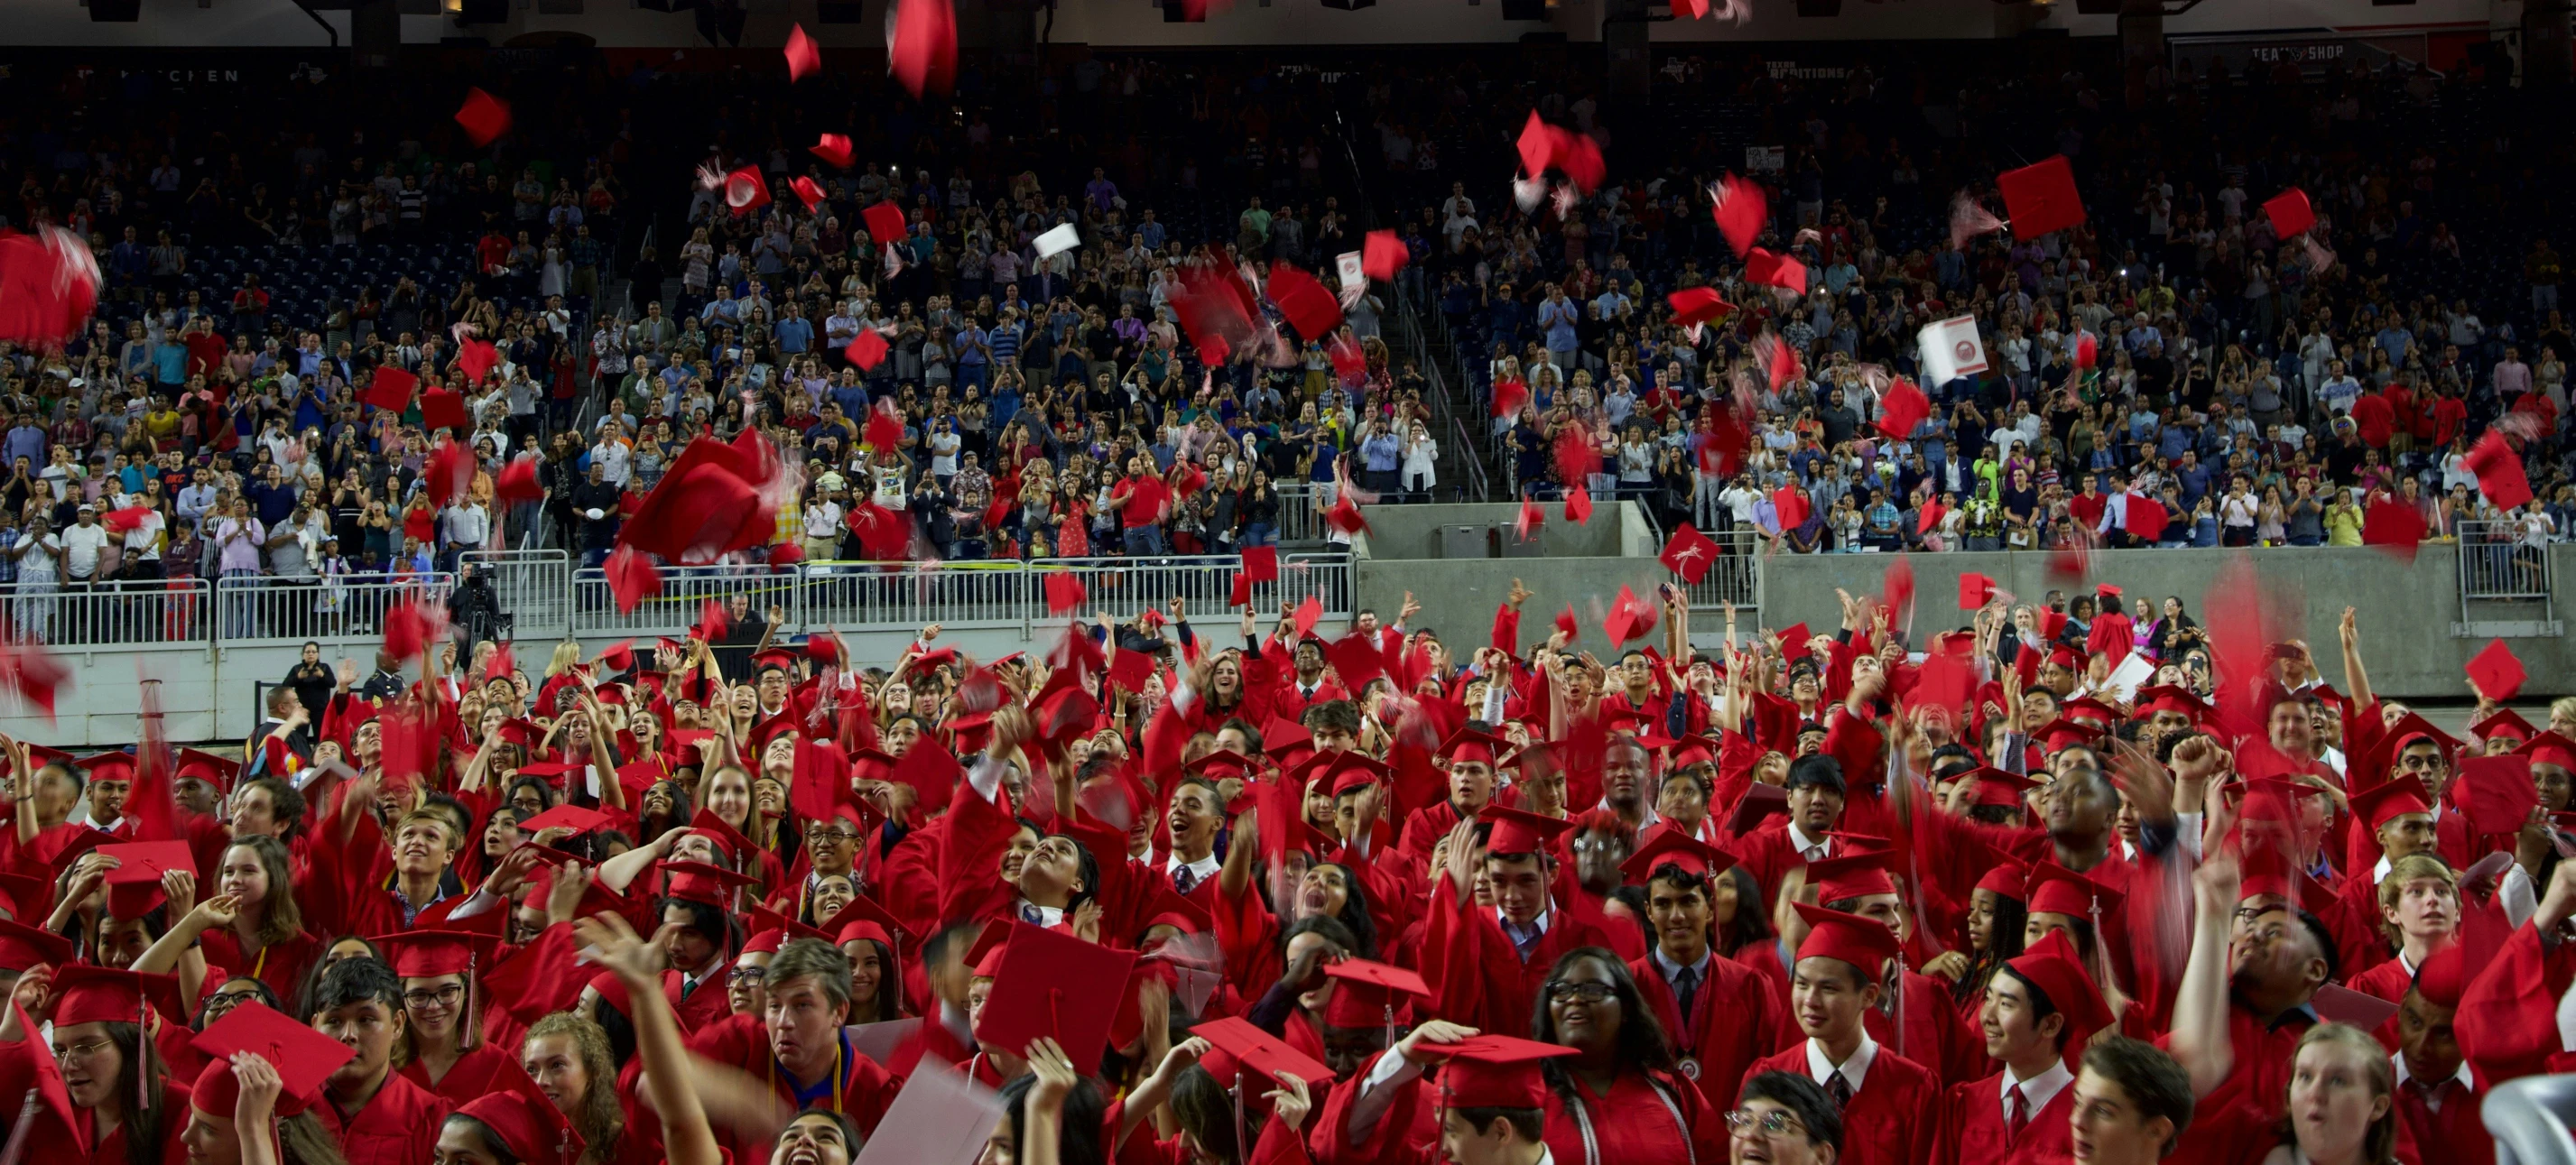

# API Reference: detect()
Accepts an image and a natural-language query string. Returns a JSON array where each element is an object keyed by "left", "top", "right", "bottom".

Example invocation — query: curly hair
[{"left": 524, "top": 1013, "right": 625, "bottom": 1165}]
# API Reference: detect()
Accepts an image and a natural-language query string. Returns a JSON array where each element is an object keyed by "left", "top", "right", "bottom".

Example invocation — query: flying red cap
[{"left": 1321, "top": 958, "right": 1432, "bottom": 1029}]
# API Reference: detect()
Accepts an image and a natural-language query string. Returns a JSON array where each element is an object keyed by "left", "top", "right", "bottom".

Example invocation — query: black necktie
[
  {"left": 1673, "top": 965, "right": 1701, "bottom": 1023},
  {"left": 1826, "top": 1071, "right": 1854, "bottom": 1110}
]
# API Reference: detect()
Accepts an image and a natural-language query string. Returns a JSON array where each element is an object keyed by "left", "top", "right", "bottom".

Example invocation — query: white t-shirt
[
  {"left": 60, "top": 522, "right": 112, "bottom": 580},
  {"left": 14, "top": 533, "right": 60, "bottom": 586}
]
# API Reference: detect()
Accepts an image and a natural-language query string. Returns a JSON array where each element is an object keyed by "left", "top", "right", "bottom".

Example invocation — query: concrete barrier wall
[
  {"left": 1748, "top": 544, "right": 2576, "bottom": 701},
  {"left": 1358, "top": 503, "right": 1641, "bottom": 559},
  {"left": 1356, "top": 502, "right": 1676, "bottom": 657}
]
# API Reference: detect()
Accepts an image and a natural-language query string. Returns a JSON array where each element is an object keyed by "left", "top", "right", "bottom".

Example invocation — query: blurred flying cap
[
  {"left": 1996, "top": 155, "right": 2085, "bottom": 237},
  {"left": 2023, "top": 860, "right": 2125, "bottom": 920}
]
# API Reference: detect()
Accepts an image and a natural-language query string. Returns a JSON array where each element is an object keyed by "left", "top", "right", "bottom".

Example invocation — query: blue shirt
[
  {"left": 1538, "top": 298, "right": 1580, "bottom": 353},
  {"left": 153, "top": 341, "right": 187, "bottom": 384},
  {"left": 246, "top": 480, "right": 298, "bottom": 528},
  {"left": 955, "top": 326, "right": 989, "bottom": 367},
  {"left": 1361, "top": 433, "right": 1401, "bottom": 473},
  {"left": 774, "top": 316, "right": 813, "bottom": 354}
]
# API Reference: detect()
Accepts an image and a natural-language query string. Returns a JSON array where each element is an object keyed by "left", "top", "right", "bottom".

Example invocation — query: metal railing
[
  {"left": 460, "top": 549, "right": 573, "bottom": 640},
  {"left": 8, "top": 578, "right": 214, "bottom": 650},
  {"left": 2458, "top": 521, "right": 2553, "bottom": 600},
  {"left": 1678, "top": 528, "right": 1765, "bottom": 611},
  {"left": 214, "top": 571, "right": 456, "bottom": 645},
  {"left": 567, "top": 554, "right": 1355, "bottom": 638}
]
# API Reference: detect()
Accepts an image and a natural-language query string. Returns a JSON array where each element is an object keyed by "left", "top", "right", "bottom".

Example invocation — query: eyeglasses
[
  {"left": 1545, "top": 981, "right": 1616, "bottom": 1003},
  {"left": 403, "top": 984, "right": 466, "bottom": 1008},
  {"left": 1725, "top": 1108, "right": 1807, "bottom": 1137},
  {"left": 732, "top": 966, "right": 769, "bottom": 985},
  {"left": 54, "top": 1037, "right": 117, "bottom": 1061}
]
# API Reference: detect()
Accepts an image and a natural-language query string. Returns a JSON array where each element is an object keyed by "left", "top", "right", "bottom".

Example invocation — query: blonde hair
[
  {"left": 545, "top": 639, "right": 583, "bottom": 678},
  {"left": 2375, "top": 853, "right": 2456, "bottom": 944},
  {"left": 2553, "top": 697, "right": 2576, "bottom": 730}
]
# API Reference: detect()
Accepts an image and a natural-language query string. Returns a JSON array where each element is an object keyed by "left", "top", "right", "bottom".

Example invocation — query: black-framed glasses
[
  {"left": 1545, "top": 981, "right": 1616, "bottom": 1003},
  {"left": 403, "top": 984, "right": 465, "bottom": 1008}
]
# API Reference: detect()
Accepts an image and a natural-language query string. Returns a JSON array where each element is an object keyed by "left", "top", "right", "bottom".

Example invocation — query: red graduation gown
[
  {"left": 315, "top": 1069, "right": 454, "bottom": 1165},
  {"left": 2458, "top": 920, "right": 2576, "bottom": 1088},
  {"left": 2393, "top": 1066, "right": 2492, "bottom": 1165},
  {"left": 198, "top": 927, "right": 323, "bottom": 1017},
  {"left": 663, "top": 961, "right": 737, "bottom": 1034},
  {"left": 1744, "top": 1042, "right": 1941, "bottom": 1165},
  {"left": 1860, "top": 968, "right": 1991, "bottom": 1086},
  {"left": 687, "top": 1011, "right": 903, "bottom": 1165},
  {"left": 1423, "top": 887, "right": 1613, "bottom": 1037},
  {"left": 397, "top": 1042, "right": 516, "bottom": 1109},
  {"left": 69, "top": 1078, "right": 193, "bottom": 1165},
  {"left": 1931, "top": 1069, "right": 2077, "bottom": 1165},
  {"left": 1628, "top": 949, "right": 1779, "bottom": 1105},
  {"left": 1311, "top": 1060, "right": 1721, "bottom": 1165},
  {"left": 2156, "top": 1003, "right": 2313, "bottom": 1165}
]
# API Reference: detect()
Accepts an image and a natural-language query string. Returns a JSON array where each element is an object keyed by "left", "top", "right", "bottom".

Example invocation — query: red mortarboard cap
[
  {"left": 655, "top": 859, "right": 755, "bottom": 908},
  {"left": 1191, "top": 1015, "right": 1336, "bottom": 1086},
  {"left": 1711, "top": 172, "right": 1767, "bottom": 256},
  {"left": 1744, "top": 248, "right": 1806, "bottom": 294},
  {"left": 1959, "top": 571, "right": 1997, "bottom": 610},
  {"left": 2349, "top": 779, "right": 2434, "bottom": 835},
  {"left": 1265, "top": 264, "right": 1342, "bottom": 341},
  {"left": 2458, "top": 754, "right": 2540, "bottom": 835},
  {"left": 1659, "top": 523, "right": 1722, "bottom": 585},
  {"left": 189, "top": 1001, "right": 355, "bottom": 1118},
  {"left": 1430, "top": 1036, "right": 1580, "bottom": 1109},
  {"left": 1975, "top": 850, "right": 2032, "bottom": 899},
  {"left": 685, "top": 807, "right": 755, "bottom": 863},
  {"left": 2034, "top": 717, "right": 2104, "bottom": 754},
  {"left": 789, "top": 176, "right": 828, "bottom": 213},
  {"left": 1876, "top": 376, "right": 1930, "bottom": 440},
  {"left": 2059, "top": 698, "right": 2119, "bottom": 727},
  {"left": 50, "top": 965, "right": 184, "bottom": 1027},
  {"left": 2024, "top": 861, "right": 2123, "bottom": 920},
  {"left": 361, "top": 364, "right": 417, "bottom": 412},
  {"left": 1183, "top": 748, "right": 1256, "bottom": 782},
  {"left": 1807, "top": 849, "right": 1898, "bottom": 904},
  {"left": 959, "top": 918, "right": 1014, "bottom": 979},
  {"left": 454, "top": 88, "right": 512, "bottom": 146},
  {"left": 1774, "top": 622, "right": 1813, "bottom": 661},
  {"left": 1478, "top": 803, "right": 1576, "bottom": 856},
  {"left": 2312, "top": 983, "right": 2401, "bottom": 1031},
  {"left": 820, "top": 895, "right": 911, "bottom": 951},
  {"left": 2413, "top": 943, "right": 2469, "bottom": 1008},
  {"left": 2135, "top": 686, "right": 2212, "bottom": 725},
  {"left": 2518, "top": 731, "right": 2576, "bottom": 772},
  {"left": 810, "top": 134, "right": 853, "bottom": 168},
  {"left": 2466, "top": 640, "right": 2527, "bottom": 703},
  {"left": 372, "top": 929, "right": 500, "bottom": 979},
  {"left": 1997, "top": 155, "right": 2085, "bottom": 237},
  {"left": 2004, "top": 929, "right": 2115, "bottom": 1052},
  {"left": 1967, "top": 767, "right": 2043, "bottom": 808},
  {"left": 1321, "top": 958, "right": 1432, "bottom": 1030},
  {"left": 2264, "top": 188, "right": 2316, "bottom": 238},
  {"left": 1792, "top": 902, "right": 1901, "bottom": 977},
  {"left": 456, "top": 1058, "right": 585, "bottom": 1165},
  {"left": 1044, "top": 570, "right": 1087, "bottom": 616},
  {"left": 889, "top": 0, "right": 958, "bottom": 97},
  {"left": 2362, "top": 497, "right": 2427, "bottom": 560},
  {"left": 861, "top": 201, "right": 907, "bottom": 249},
  {"left": 518, "top": 804, "right": 614, "bottom": 837},
  {"left": 977, "top": 920, "right": 1138, "bottom": 1076},
  {"left": 1727, "top": 782, "right": 1791, "bottom": 835},
  {"left": 421, "top": 388, "right": 468, "bottom": 432},
  {"left": 1361, "top": 230, "right": 1409, "bottom": 281},
  {"left": 2466, "top": 431, "right": 2534, "bottom": 511},
  {"left": 1325, "top": 752, "right": 1392, "bottom": 798},
  {"left": 603, "top": 547, "right": 663, "bottom": 614},
  {"left": 2123, "top": 496, "right": 2170, "bottom": 542},
  {"left": 0, "top": 918, "right": 72, "bottom": 970},
  {"left": 783, "top": 23, "right": 821, "bottom": 79},
  {"left": 1619, "top": 828, "right": 1737, "bottom": 883},
  {"left": 173, "top": 746, "right": 241, "bottom": 790},
  {"left": 844, "top": 328, "right": 889, "bottom": 371},
  {"left": 2474, "top": 707, "right": 2537, "bottom": 746},
  {"left": 1666, "top": 287, "right": 1733, "bottom": 329},
  {"left": 77, "top": 751, "right": 134, "bottom": 782},
  {"left": 97, "top": 840, "right": 193, "bottom": 919},
  {"left": 1439, "top": 728, "right": 1506, "bottom": 767}
]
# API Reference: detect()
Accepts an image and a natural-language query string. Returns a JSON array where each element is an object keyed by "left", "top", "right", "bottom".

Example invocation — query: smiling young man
[
  {"left": 1728, "top": 1070, "right": 1843, "bottom": 1165},
  {"left": 1735, "top": 754, "right": 1849, "bottom": 908},
  {"left": 1397, "top": 728, "right": 1508, "bottom": 865},
  {"left": 1743, "top": 904, "right": 1939, "bottom": 1165},
  {"left": 1622, "top": 829, "right": 1777, "bottom": 1103},
  {"left": 1932, "top": 929, "right": 2111, "bottom": 1164},
  {"left": 682, "top": 936, "right": 899, "bottom": 1164},
  {"left": 310, "top": 956, "right": 452, "bottom": 1165},
  {"left": 1427, "top": 805, "right": 1608, "bottom": 1035}
]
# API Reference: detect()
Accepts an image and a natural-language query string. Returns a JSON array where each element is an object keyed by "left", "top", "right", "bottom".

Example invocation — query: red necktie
[{"left": 2006, "top": 1083, "right": 2030, "bottom": 1142}]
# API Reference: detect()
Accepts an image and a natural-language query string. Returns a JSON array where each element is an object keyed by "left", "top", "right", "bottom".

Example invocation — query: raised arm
[
  {"left": 579, "top": 913, "right": 724, "bottom": 1165},
  {"left": 2167, "top": 807, "right": 2238, "bottom": 1099},
  {"left": 2335, "top": 606, "right": 2376, "bottom": 714}
]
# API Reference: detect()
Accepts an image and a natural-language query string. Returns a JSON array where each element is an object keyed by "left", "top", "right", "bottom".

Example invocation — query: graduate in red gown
[
  {"left": 377, "top": 929, "right": 514, "bottom": 1107},
  {"left": 308, "top": 956, "right": 456, "bottom": 1165},
  {"left": 1804, "top": 848, "right": 1989, "bottom": 1085},
  {"left": 1420, "top": 805, "right": 1608, "bottom": 1036},
  {"left": 2392, "top": 944, "right": 2492, "bottom": 1165},
  {"left": 1619, "top": 828, "right": 1780, "bottom": 1105},
  {"left": 684, "top": 933, "right": 903, "bottom": 1163},
  {"left": 1932, "top": 929, "right": 2112, "bottom": 1165},
  {"left": 1743, "top": 904, "right": 1941, "bottom": 1165},
  {"left": 0, "top": 966, "right": 192, "bottom": 1165}
]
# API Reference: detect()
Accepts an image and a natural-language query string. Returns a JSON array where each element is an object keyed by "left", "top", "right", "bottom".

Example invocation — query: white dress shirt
[{"left": 1804, "top": 1031, "right": 1880, "bottom": 1093}]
